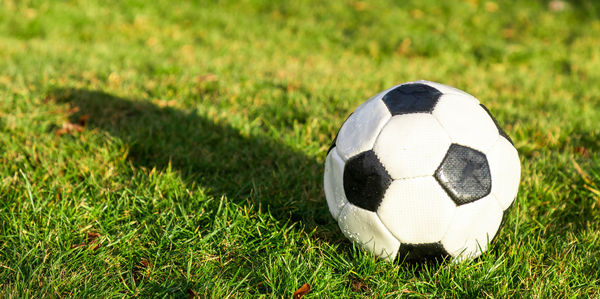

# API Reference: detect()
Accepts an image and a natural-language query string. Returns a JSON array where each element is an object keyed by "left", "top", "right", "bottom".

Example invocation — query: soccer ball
[{"left": 324, "top": 80, "right": 520, "bottom": 262}]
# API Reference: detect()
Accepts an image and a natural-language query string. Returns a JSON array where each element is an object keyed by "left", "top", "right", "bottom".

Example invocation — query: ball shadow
[{"left": 49, "top": 88, "right": 335, "bottom": 231}]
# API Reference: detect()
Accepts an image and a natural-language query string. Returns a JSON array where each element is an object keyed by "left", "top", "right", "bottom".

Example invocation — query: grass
[{"left": 1, "top": 0, "right": 599, "bottom": 297}]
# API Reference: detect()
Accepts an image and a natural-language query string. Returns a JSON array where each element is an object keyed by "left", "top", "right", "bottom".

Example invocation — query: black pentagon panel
[
  {"left": 435, "top": 144, "right": 492, "bottom": 206},
  {"left": 395, "top": 242, "right": 450, "bottom": 263},
  {"left": 382, "top": 83, "right": 442, "bottom": 116},
  {"left": 343, "top": 150, "right": 392, "bottom": 212},
  {"left": 479, "top": 104, "right": 513, "bottom": 145}
]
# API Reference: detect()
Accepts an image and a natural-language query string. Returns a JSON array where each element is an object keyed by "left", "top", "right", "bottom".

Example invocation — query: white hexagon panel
[
  {"left": 433, "top": 93, "right": 500, "bottom": 152},
  {"left": 441, "top": 194, "right": 504, "bottom": 259},
  {"left": 323, "top": 149, "right": 348, "bottom": 220},
  {"left": 377, "top": 176, "right": 456, "bottom": 244},
  {"left": 335, "top": 98, "right": 391, "bottom": 161},
  {"left": 374, "top": 113, "right": 451, "bottom": 179},
  {"left": 338, "top": 203, "right": 400, "bottom": 261},
  {"left": 486, "top": 136, "right": 521, "bottom": 210}
]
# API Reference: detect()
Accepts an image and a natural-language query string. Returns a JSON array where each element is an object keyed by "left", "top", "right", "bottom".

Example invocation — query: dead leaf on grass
[
  {"left": 293, "top": 283, "right": 310, "bottom": 299},
  {"left": 55, "top": 122, "right": 83, "bottom": 136},
  {"left": 70, "top": 232, "right": 102, "bottom": 250},
  {"left": 66, "top": 106, "right": 80, "bottom": 114},
  {"left": 400, "top": 289, "right": 427, "bottom": 296},
  {"left": 574, "top": 146, "right": 590, "bottom": 158},
  {"left": 78, "top": 114, "right": 90, "bottom": 126},
  {"left": 351, "top": 280, "right": 368, "bottom": 292},
  {"left": 140, "top": 259, "right": 151, "bottom": 268},
  {"left": 43, "top": 95, "right": 55, "bottom": 103}
]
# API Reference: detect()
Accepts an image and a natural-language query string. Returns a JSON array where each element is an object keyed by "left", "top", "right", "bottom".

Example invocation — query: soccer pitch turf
[{"left": 1, "top": 0, "right": 599, "bottom": 297}]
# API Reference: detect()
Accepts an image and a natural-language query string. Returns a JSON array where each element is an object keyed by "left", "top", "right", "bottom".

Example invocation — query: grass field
[{"left": 1, "top": 0, "right": 600, "bottom": 297}]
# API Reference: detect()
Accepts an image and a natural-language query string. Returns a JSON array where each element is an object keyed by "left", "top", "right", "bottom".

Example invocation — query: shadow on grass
[{"left": 50, "top": 88, "right": 335, "bottom": 231}]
